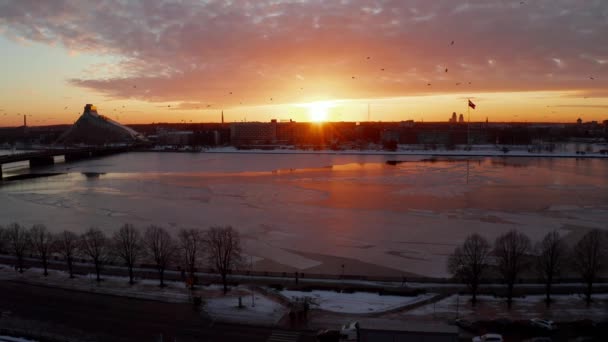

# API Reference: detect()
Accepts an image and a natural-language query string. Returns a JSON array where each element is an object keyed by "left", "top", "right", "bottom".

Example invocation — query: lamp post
[{"left": 251, "top": 255, "right": 255, "bottom": 307}]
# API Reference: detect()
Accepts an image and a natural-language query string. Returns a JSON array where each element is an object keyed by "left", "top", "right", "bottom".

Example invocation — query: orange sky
[{"left": 0, "top": 1, "right": 606, "bottom": 126}]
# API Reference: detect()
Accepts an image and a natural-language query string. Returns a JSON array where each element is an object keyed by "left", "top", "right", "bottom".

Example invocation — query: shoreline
[{"left": 132, "top": 147, "right": 608, "bottom": 159}]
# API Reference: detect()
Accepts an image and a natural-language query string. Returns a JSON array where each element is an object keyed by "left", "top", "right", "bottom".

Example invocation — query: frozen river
[{"left": 1, "top": 152, "right": 607, "bottom": 277}]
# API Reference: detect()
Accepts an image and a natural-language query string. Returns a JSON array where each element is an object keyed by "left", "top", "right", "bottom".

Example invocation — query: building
[
  {"left": 157, "top": 130, "right": 194, "bottom": 146},
  {"left": 449, "top": 112, "right": 457, "bottom": 123},
  {"left": 56, "top": 104, "right": 146, "bottom": 145},
  {"left": 230, "top": 120, "right": 278, "bottom": 146}
]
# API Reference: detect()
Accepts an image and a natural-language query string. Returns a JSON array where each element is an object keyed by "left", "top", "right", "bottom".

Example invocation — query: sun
[{"left": 306, "top": 101, "right": 333, "bottom": 122}]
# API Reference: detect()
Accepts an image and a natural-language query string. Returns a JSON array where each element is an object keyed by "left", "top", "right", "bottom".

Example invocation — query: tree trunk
[
  {"left": 545, "top": 281, "right": 551, "bottom": 306},
  {"left": 17, "top": 255, "right": 24, "bottom": 273},
  {"left": 586, "top": 281, "right": 592, "bottom": 305},
  {"left": 507, "top": 282, "right": 514, "bottom": 309},
  {"left": 67, "top": 258, "right": 74, "bottom": 278},
  {"left": 43, "top": 257, "right": 48, "bottom": 277},
  {"left": 128, "top": 266, "right": 134, "bottom": 285},
  {"left": 159, "top": 268, "right": 165, "bottom": 287},
  {"left": 222, "top": 273, "right": 228, "bottom": 294},
  {"left": 95, "top": 261, "right": 101, "bottom": 282},
  {"left": 471, "top": 282, "right": 478, "bottom": 306}
]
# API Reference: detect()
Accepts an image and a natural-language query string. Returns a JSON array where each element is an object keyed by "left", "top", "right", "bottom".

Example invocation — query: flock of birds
[{"left": 1, "top": 34, "right": 602, "bottom": 125}]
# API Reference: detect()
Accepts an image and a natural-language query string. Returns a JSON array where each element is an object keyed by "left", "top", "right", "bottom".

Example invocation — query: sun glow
[{"left": 305, "top": 101, "right": 334, "bottom": 122}]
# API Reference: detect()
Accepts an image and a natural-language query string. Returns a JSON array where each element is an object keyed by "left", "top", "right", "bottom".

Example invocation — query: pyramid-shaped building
[{"left": 56, "top": 104, "right": 146, "bottom": 145}]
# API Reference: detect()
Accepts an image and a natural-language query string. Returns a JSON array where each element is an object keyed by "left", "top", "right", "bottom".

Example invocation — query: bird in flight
[
  {"left": 427, "top": 83, "right": 432, "bottom": 86},
  {"left": 589, "top": 76, "right": 595, "bottom": 80},
  {"left": 352, "top": 76, "right": 356, "bottom": 79},
  {"left": 380, "top": 68, "right": 385, "bottom": 71},
  {"left": 450, "top": 40, "right": 454, "bottom": 46},
  {"left": 445, "top": 68, "right": 448, "bottom": 73}
]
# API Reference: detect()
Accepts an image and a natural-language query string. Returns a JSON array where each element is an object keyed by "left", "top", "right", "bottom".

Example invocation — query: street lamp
[{"left": 251, "top": 255, "right": 255, "bottom": 307}]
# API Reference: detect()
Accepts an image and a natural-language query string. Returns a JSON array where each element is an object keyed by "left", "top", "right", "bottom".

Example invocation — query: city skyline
[{"left": 1, "top": 0, "right": 607, "bottom": 126}]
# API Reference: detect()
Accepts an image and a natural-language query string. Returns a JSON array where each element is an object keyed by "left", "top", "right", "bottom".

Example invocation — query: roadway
[{"left": 0, "top": 280, "right": 313, "bottom": 342}]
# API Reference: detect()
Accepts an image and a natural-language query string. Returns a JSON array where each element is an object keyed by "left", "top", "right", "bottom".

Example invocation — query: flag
[{"left": 468, "top": 99, "right": 476, "bottom": 109}]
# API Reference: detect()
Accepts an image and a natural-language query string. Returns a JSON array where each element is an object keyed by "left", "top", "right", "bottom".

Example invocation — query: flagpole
[{"left": 467, "top": 98, "right": 470, "bottom": 145}]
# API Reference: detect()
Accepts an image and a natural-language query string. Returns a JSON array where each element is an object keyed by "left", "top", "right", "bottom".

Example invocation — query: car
[
  {"left": 472, "top": 333, "right": 503, "bottom": 342},
  {"left": 530, "top": 318, "right": 556, "bottom": 331}
]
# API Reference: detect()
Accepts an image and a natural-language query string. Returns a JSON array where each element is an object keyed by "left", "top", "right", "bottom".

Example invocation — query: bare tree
[
  {"left": 206, "top": 226, "right": 242, "bottom": 294},
  {"left": 80, "top": 227, "right": 110, "bottom": 282},
  {"left": 143, "top": 226, "right": 176, "bottom": 287},
  {"left": 447, "top": 233, "right": 491, "bottom": 305},
  {"left": 178, "top": 228, "right": 204, "bottom": 288},
  {"left": 572, "top": 229, "right": 606, "bottom": 304},
  {"left": 535, "top": 230, "right": 567, "bottom": 305},
  {"left": 5, "top": 223, "right": 30, "bottom": 273},
  {"left": 56, "top": 230, "right": 79, "bottom": 278},
  {"left": 112, "top": 223, "right": 143, "bottom": 285},
  {"left": 494, "top": 229, "right": 531, "bottom": 308},
  {"left": 29, "top": 224, "right": 55, "bottom": 276}
]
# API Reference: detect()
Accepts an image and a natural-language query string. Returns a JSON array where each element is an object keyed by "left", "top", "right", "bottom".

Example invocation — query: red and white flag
[{"left": 468, "top": 99, "right": 476, "bottom": 109}]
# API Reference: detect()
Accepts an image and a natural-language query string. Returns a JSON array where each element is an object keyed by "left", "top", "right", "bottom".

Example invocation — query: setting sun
[{"left": 306, "top": 101, "right": 334, "bottom": 122}]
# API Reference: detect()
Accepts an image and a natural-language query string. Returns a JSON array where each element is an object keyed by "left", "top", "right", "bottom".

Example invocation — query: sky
[{"left": 0, "top": 0, "right": 607, "bottom": 126}]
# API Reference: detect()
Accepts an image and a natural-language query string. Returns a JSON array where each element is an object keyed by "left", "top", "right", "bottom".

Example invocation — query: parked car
[
  {"left": 472, "top": 333, "right": 503, "bottom": 342},
  {"left": 530, "top": 318, "right": 556, "bottom": 331}
]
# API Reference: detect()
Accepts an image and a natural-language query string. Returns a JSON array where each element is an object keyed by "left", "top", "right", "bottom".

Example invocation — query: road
[{"left": 0, "top": 280, "right": 312, "bottom": 342}]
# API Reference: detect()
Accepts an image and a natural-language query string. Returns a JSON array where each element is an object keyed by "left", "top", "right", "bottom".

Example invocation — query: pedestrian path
[{"left": 266, "top": 330, "right": 300, "bottom": 342}]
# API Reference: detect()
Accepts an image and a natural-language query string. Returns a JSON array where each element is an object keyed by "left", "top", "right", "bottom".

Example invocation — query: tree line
[
  {"left": 0, "top": 223, "right": 242, "bottom": 294},
  {"left": 448, "top": 229, "right": 608, "bottom": 307}
]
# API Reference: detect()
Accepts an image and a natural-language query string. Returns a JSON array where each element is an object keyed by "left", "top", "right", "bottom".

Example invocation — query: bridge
[{"left": 0, "top": 146, "right": 130, "bottom": 180}]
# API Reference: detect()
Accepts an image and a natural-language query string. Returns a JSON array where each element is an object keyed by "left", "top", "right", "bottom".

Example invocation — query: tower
[
  {"left": 23, "top": 114, "right": 27, "bottom": 127},
  {"left": 221, "top": 110, "right": 224, "bottom": 124}
]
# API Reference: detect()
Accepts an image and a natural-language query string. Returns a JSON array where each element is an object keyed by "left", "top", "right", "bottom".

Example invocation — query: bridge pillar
[
  {"left": 29, "top": 156, "right": 55, "bottom": 168},
  {"left": 64, "top": 151, "right": 91, "bottom": 162}
]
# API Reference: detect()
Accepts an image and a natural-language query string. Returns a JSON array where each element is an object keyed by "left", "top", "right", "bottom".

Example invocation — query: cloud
[{"left": 0, "top": 0, "right": 607, "bottom": 107}]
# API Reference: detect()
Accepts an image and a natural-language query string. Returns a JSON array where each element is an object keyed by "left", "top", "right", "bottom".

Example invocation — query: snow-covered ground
[
  {"left": 396, "top": 294, "right": 608, "bottom": 322},
  {"left": 0, "top": 265, "right": 289, "bottom": 326},
  {"left": 278, "top": 289, "right": 436, "bottom": 314},
  {"left": 205, "top": 294, "right": 287, "bottom": 325},
  {"left": 200, "top": 143, "right": 608, "bottom": 158},
  {"left": 0, "top": 337, "right": 37, "bottom": 342}
]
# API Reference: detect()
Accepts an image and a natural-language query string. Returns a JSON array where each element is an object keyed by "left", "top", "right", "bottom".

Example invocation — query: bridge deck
[{"left": 0, "top": 147, "right": 129, "bottom": 165}]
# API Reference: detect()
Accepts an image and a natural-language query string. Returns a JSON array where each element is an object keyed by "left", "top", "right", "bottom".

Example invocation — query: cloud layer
[{"left": 1, "top": 0, "right": 607, "bottom": 108}]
